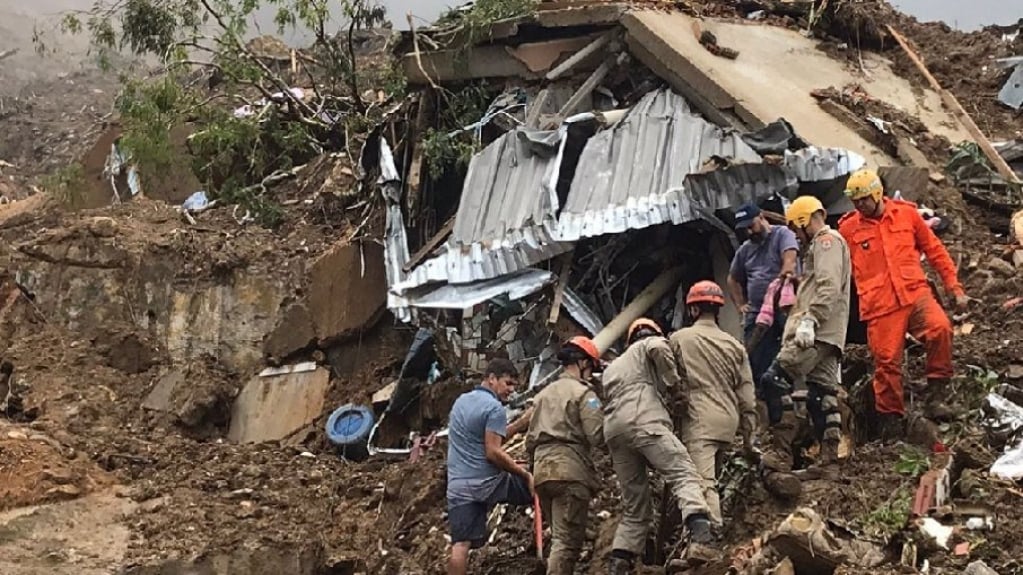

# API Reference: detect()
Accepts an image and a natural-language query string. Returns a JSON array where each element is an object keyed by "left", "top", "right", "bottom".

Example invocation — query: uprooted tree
[{"left": 35, "top": 0, "right": 392, "bottom": 225}]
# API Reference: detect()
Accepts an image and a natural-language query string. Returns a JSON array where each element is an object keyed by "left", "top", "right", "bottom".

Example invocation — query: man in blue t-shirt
[
  {"left": 446, "top": 358, "right": 533, "bottom": 575},
  {"left": 727, "top": 203, "right": 799, "bottom": 405}
]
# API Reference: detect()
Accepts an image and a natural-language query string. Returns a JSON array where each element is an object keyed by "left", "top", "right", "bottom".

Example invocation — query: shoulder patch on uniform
[
  {"left": 585, "top": 397, "right": 601, "bottom": 410},
  {"left": 817, "top": 235, "right": 834, "bottom": 250}
]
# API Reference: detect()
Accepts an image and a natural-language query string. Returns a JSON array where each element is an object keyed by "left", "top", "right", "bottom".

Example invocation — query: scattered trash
[
  {"left": 104, "top": 139, "right": 142, "bottom": 202},
  {"left": 954, "top": 542, "right": 971, "bottom": 556},
  {"left": 746, "top": 10, "right": 765, "bottom": 20},
  {"left": 325, "top": 404, "right": 375, "bottom": 461},
  {"left": 965, "top": 516, "right": 994, "bottom": 531},
  {"left": 917, "top": 517, "right": 953, "bottom": 549},
  {"left": 965, "top": 560, "right": 1002, "bottom": 575},
  {"left": 998, "top": 64, "right": 1023, "bottom": 110},
  {"left": 991, "top": 440, "right": 1023, "bottom": 479}
]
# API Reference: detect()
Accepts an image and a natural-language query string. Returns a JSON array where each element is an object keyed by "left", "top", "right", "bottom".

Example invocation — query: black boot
[
  {"left": 683, "top": 513, "right": 719, "bottom": 563},
  {"left": 608, "top": 550, "right": 634, "bottom": 575},
  {"left": 876, "top": 413, "right": 906, "bottom": 443},
  {"left": 923, "top": 378, "right": 956, "bottom": 421}
]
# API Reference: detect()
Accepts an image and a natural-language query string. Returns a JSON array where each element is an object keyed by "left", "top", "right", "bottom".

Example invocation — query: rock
[
  {"left": 87, "top": 216, "right": 118, "bottom": 237},
  {"left": 763, "top": 471, "right": 802, "bottom": 500},
  {"left": 41, "top": 468, "right": 77, "bottom": 485},
  {"left": 964, "top": 560, "right": 1001, "bottom": 575},
  {"left": 6, "top": 430, "right": 28, "bottom": 440},
  {"left": 46, "top": 484, "right": 82, "bottom": 499},
  {"left": 907, "top": 417, "right": 941, "bottom": 447},
  {"left": 987, "top": 256, "right": 1016, "bottom": 278},
  {"left": 1007, "top": 365, "right": 1023, "bottom": 381},
  {"left": 140, "top": 497, "right": 168, "bottom": 513}
]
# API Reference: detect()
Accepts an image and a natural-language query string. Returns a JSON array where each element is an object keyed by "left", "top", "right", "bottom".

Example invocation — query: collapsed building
[{"left": 356, "top": 1, "right": 1004, "bottom": 452}]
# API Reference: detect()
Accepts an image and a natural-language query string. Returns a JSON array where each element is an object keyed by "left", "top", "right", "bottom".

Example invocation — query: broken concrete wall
[
  {"left": 228, "top": 366, "right": 331, "bottom": 443},
  {"left": 622, "top": 12, "right": 969, "bottom": 166},
  {"left": 9, "top": 223, "right": 383, "bottom": 374},
  {"left": 263, "top": 241, "right": 387, "bottom": 361}
]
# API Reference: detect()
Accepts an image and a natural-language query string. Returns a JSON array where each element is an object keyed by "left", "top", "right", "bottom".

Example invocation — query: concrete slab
[
  {"left": 141, "top": 370, "right": 184, "bottom": 412},
  {"left": 878, "top": 166, "right": 930, "bottom": 203},
  {"left": 624, "top": 12, "right": 971, "bottom": 166},
  {"left": 402, "top": 36, "right": 600, "bottom": 84},
  {"left": 228, "top": 367, "right": 330, "bottom": 444}
]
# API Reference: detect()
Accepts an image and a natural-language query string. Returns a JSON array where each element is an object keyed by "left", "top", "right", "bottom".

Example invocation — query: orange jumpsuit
[{"left": 838, "top": 199, "right": 963, "bottom": 415}]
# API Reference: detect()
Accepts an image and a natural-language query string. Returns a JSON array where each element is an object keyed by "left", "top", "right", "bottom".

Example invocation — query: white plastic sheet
[{"left": 987, "top": 392, "right": 1023, "bottom": 479}]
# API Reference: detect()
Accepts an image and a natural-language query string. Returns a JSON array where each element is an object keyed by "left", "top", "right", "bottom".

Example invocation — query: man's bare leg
[{"left": 448, "top": 541, "right": 470, "bottom": 575}]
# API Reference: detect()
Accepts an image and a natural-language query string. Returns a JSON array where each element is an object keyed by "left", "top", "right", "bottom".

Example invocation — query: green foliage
[
  {"left": 862, "top": 488, "right": 912, "bottom": 539},
  {"left": 421, "top": 82, "right": 497, "bottom": 179},
  {"left": 422, "top": 129, "right": 475, "bottom": 178},
  {"left": 894, "top": 446, "right": 930, "bottom": 478},
  {"left": 451, "top": 0, "right": 538, "bottom": 44},
  {"left": 115, "top": 75, "right": 191, "bottom": 178},
  {"left": 189, "top": 108, "right": 317, "bottom": 195},
  {"left": 42, "top": 163, "right": 86, "bottom": 208},
  {"left": 43, "top": 0, "right": 389, "bottom": 228}
]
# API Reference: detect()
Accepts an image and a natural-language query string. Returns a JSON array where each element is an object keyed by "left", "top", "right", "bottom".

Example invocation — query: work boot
[
  {"left": 683, "top": 514, "right": 720, "bottom": 564},
  {"left": 922, "top": 378, "right": 957, "bottom": 422},
  {"left": 804, "top": 438, "right": 841, "bottom": 481},
  {"left": 876, "top": 413, "right": 906, "bottom": 443},
  {"left": 761, "top": 411, "right": 799, "bottom": 472},
  {"left": 608, "top": 551, "right": 634, "bottom": 575}
]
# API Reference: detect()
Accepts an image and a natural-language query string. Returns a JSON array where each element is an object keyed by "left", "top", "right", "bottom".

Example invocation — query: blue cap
[{"left": 733, "top": 203, "right": 761, "bottom": 229}]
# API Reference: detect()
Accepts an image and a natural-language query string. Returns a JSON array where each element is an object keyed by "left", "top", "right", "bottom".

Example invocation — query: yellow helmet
[
  {"left": 845, "top": 168, "right": 883, "bottom": 202},
  {"left": 786, "top": 196, "right": 825, "bottom": 228}
]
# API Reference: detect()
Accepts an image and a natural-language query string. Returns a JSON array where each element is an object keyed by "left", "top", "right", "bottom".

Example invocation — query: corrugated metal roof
[
  {"left": 783, "top": 146, "right": 866, "bottom": 182},
  {"left": 555, "top": 89, "right": 763, "bottom": 241},
  {"left": 378, "top": 137, "right": 414, "bottom": 322},
  {"left": 392, "top": 127, "right": 573, "bottom": 293}
]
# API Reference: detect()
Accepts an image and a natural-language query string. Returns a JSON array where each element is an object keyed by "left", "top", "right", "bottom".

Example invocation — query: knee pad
[
  {"left": 808, "top": 382, "right": 842, "bottom": 438},
  {"left": 761, "top": 362, "right": 794, "bottom": 397}
]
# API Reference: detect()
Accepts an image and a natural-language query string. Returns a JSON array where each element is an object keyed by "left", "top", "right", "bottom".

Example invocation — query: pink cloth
[{"left": 756, "top": 277, "right": 797, "bottom": 327}]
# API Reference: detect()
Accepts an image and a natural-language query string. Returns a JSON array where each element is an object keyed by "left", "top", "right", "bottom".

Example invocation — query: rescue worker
[
  {"left": 760, "top": 196, "right": 851, "bottom": 492},
  {"left": 603, "top": 318, "right": 714, "bottom": 574},
  {"left": 837, "top": 169, "right": 968, "bottom": 434},
  {"left": 525, "top": 336, "right": 605, "bottom": 575},
  {"left": 669, "top": 281, "right": 758, "bottom": 525}
]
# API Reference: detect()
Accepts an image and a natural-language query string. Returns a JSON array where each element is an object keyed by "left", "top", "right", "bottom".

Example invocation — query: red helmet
[
  {"left": 564, "top": 336, "right": 600, "bottom": 362},
  {"left": 686, "top": 280, "right": 726, "bottom": 306},
  {"left": 627, "top": 318, "right": 663, "bottom": 342}
]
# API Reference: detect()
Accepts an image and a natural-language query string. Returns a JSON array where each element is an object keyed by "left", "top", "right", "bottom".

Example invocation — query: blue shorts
[{"left": 447, "top": 473, "right": 531, "bottom": 548}]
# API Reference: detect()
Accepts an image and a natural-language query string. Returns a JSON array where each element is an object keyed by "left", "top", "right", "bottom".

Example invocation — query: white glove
[{"left": 794, "top": 316, "right": 816, "bottom": 348}]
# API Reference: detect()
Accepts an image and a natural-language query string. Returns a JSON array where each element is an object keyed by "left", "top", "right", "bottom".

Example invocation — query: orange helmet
[
  {"left": 564, "top": 336, "right": 600, "bottom": 362},
  {"left": 627, "top": 318, "right": 663, "bottom": 343},
  {"left": 686, "top": 280, "right": 726, "bottom": 306}
]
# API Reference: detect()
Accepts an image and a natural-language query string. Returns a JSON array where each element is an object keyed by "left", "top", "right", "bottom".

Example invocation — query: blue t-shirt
[
  {"left": 729, "top": 225, "right": 799, "bottom": 312},
  {"left": 447, "top": 387, "right": 508, "bottom": 481}
]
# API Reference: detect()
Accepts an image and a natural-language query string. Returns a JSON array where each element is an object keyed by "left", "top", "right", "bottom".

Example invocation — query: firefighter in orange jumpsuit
[{"left": 837, "top": 169, "right": 968, "bottom": 434}]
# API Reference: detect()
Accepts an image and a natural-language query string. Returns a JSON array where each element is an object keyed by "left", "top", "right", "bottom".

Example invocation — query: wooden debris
[
  {"left": 545, "top": 31, "right": 614, "bottom": 80},
  {"left": 548, "top": 252, "right": 574, "bottom": 325},
  {"left": 555, "top": 52, "right": 628, "bottom": 123},
  {"left": 403, "top": 216, "right": 455, "bottom": 273},
  {"left": 887, "top": 26, "right": 1020, "bottom": 184}
]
